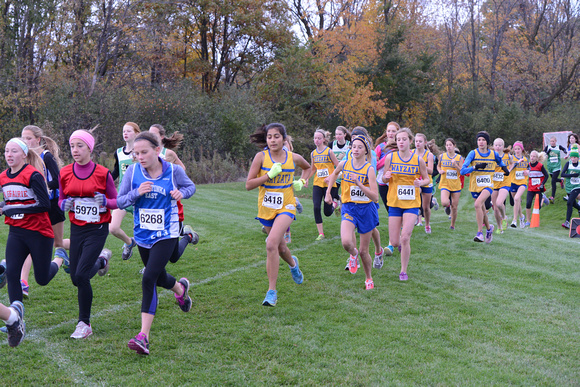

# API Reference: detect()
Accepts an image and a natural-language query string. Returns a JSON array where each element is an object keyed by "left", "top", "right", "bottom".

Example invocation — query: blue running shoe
[
  {"left": 295, "top": 198, "right": 303, "bottom": 214},
  {"left": 0, "top": 326, "right": 6, "bottom": 333},
  {"left": 55, "top": 248, "right": 70, "bottom": 274},
  {"left": 289, "top": 256, "right": 303, "bottom": 284},
  {"left": 6, "top": 301, "right": 25, "bottom": 347},
  {"left": 385, "top": 245, "right": 394, "bottom": 256},
  {"left": 262, "top": 290, "right": 277, "bottom": 306},
  {"left": 0, "top": 259, "right": 6, "bottom": 289}
]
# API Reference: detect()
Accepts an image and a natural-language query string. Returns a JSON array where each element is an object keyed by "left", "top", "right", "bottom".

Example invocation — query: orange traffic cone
[{"left": 530, "top": 194, "right": 540, "bottom": 228}]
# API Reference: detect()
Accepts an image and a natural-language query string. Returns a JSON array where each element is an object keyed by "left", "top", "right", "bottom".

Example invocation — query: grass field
[{"left": 1, "top": 181, "right": 578, "bottom": 385}]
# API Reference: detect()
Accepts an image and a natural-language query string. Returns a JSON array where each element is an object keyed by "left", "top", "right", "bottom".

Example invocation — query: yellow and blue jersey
[
  {"left": 512, "top": 156, "right": 529, "bottom": 186},
  {"left": 341, "top": 158, "right": 373, "bottom": 204},
  {"left": 257, "top": 150, "right": 296, "bottom": 220},
  {"left": 419, "top": 149, "right": 433, "bottom": 187},
  {"left": 493, "top": 153, "right": 512, "bottom": 189},
  {"left": 439, "top": 152, "right": 462, "bottom": 192},
  {"left": 311, "top": 147, "right": 336, "bottom": 188},
  {"left": 387, "top": 151, "right": 421, "bottom": 209}
]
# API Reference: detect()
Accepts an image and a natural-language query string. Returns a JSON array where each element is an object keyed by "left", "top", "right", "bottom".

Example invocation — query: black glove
[
  {"left": 501, "top": 166, "right": 510, "bottom": 175},
  {"left": 474, "top": 162, "right": 487, "bottom": 170}
]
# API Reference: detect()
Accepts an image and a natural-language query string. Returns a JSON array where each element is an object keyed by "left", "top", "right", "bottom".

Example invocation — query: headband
[
  {"left": 476, "top": 131, "right": 490, "bottom": 145},
  {"left": 352, "top": 135, "right": 370, "bottom": 155},
  {"left": 69, "top": 130, "right": 95, "bottom": 152},
  {"left": 513, "top": 141, "right": 524, "bottom": 151},
  {"left": 7, "top": 138, "right": 29, "bottom": 156}
]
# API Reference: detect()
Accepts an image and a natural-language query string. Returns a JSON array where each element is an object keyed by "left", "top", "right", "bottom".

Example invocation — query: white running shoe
[{"left": 70, "top": 321, "right": 92, "bottom": 339}]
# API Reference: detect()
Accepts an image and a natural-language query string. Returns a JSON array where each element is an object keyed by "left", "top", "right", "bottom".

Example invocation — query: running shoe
[
  {"left": 563, "top": 195, "right": 569, "bottom": 201},
  {"left": 70, "top": 321, "right": 92, "bottom": 339},
  {"left": 562, "top": 220, "right": 570, "bottom": 229},
  {"left": 6, "top": 301, "right": 25, "bottom": 347},
  {"left": 365, "top": 278, "right": 374, "bottom": 290},
  {"left": 0, "top": 260, "right": 6, "bottom": 289},
  {"left": 542, "top": 194, "right": 550, "bottom": 207},
  {"left": 399, "top": 272, "right": 408, "bottom": 281},
  {"left": 121, "top": 238, "right": 137, "bottom": 260},
  {"left": 373, "top": 248, "right": 384, "bottom": 269},
  {"left": 289, "top": 256, "right": 303, "bottom": 284},
  {"left": 485, "top": 224, "right": 494, "bottom": 243},
  {"left": 139, "top": 267, "right": 145, "bottom": 275},
  {"left": 261, "top": 225, "right": 267, "bottom": 234},
  {"left": 97, "top": 248, "right": 112, "bottom": 276},
  {"left": 284, "top": 232, "right": 291, "bottom": 244},
  {"left": 182, "top": 225, "right": 199, "bottom": 245},
  {"left": 495, "top": 227, "right": 503, "bottom": 235},
  {"left": 344, "top": 257, "right": 361, "bottom": 271},
  {"left": 315, "top": 234, "right": 325, "bottom": 241},
  {"left": 385, "top": 245, "right": 394, "bottom": 256},
  {"left": 348, "top": 254, "right": 358, "bottom": 274},
  {"left": 524, "top": 221, "right": 530, "bottom": 228},
  {"left": 175, "top": 278, "right": 192, "bottom": 312},
  {"left": 445, "top": 206, "right": 451, "bottom": 216},
  {"left": 425, "top": 225, "right": 431, "bottom": 234},
  {"left": 549, "top": 196, "right": 554, "bottom": 204},
  {"left": 128, "top": 332, "right": 149, "bottom": 355},
  {"left": 510, "top": 221, "right": 517, "bottom": 228},
  {"left": 432, "top": 197, "right": 439, "bottom": 211},
  {"left": 262, "top": 289, "right": 277, "bottom": 306},
  {"left": 55, "top": 247, "right": 70, "bottom": 274},
  {"left": 473, "top": 232, "right": 484, "bottom": 242},
  {"left": 519, "top": 215, "right": 526, "bottom": 229},
  {"left": 502, "top": 218, "right": 508, "bottom": 230},
  {"left": 450, "top": 226, "right": 455, "bottom": 230},
  {"left": 21, "top": 280, "right": 29, "bottom": 298},
  {"left": 560, "top": 180, "right": 564, "bottom": 189},
  {"left": 296, "top": 198, "right": 303, "bottom": 214}
]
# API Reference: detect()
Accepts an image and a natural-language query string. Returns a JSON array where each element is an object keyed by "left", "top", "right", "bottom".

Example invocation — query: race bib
[
  {"left": 531, "top": 178, "right": 541, "bottom": 186},
  {"left": 350, "top": 186, "right": 369, "bottom": 202},
  {"left": 446, "top": 170, "right": 458, "bottom": 180},
  {"left": 549, "top": 156, "right": 558, "bottom": 164},
  {"left": 317, "top": 168, "right": 329, "bottom": 178},
  {"left": 397, "top": 185, "right": 415, "bottom": 200},
  {"left": 571, "top": 177, "right": 580, "bottom": 185},
  {"left": 74, "top": 198, "right": 100, "bottom": 223},
  {"left": 262, "top": 191, "right": 283, "bottom": 209},
  {"left": 515, "top": 170, "right": 525, "bottom": 180},
  {"left": 139, "top": 208, "right": 165, "bottom": 231},
  {"left": 476, "top": 175, "right": 492, "bottom": 187},
  {"left": 493, "top": 172, "right": 504, "bottom": 182},
  {"left": 10, "top": 214, "right": 24, "bottom": 220}
]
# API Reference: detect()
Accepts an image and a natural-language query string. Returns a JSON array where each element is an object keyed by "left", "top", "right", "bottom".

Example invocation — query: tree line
[{"left": 0, "top": 0, "right": 579, "bottom": 181}]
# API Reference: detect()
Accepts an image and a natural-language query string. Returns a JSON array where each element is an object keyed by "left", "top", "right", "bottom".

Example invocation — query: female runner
[
  {"left": 331, "top": 126, "right": 351, "bottom": 212},
  {"left": 116, "top": 131, "right": 195, "bottom": 355},
  {"left": 524, "top": 150, "right": 549, "bottom": 226},
  {"left": 382, "top": 128, "right": 429, "bottom": 281},
  {"left": 414, "top": 133, "right": 435, "bottom": 233},
  {"left": 59, "top": 129, "right": 118, "bottom": 339},
  {"left": 510, "top": 141, "right": 529, "bottom": 228},
  {"left": 437, "top": 138, "right": 463, "bottom": 230},
  {"left": 543, "top": 136, "right": 567, "bottom": 203},
  {"left": 460, "top": 131, "right": 508, "bottom": 242},
  {"left": 110, "top": 122, "right": 140, "bottom": 260},
  {"left": 325, "top": 133, "right": 379, "bottom": 289},
  {"left": 560, "top": 149, "right": 580, "bottom": 229},
  {"left": 1, "top": 138, "right": 66, "bottom": 302},
  {"left": 491, "top": 138, "right": 513, "bottom": 233},
  {"left": 19, "top": 125, "right": 70, "bottom": 296},
  {"left": 246, "top": 123, "right": 310, "bottom": 307},
  {"left": 307, "top": 129, "right": 339, "bottom": 240}
]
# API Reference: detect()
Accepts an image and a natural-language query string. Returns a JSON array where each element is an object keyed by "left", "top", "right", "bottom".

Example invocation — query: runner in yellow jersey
[
  {"left": 460, "top": 131, "right": 509, "bottom": 243},
  {"left": 246, "top": 123, "right": 311, "bottom": 307},
  {"left": 306, "top": 129, "right": 339, "bottom": 240},
  {"left": 510, "top": 141, "right": 529, "bottom": 228},
  {"left": 491, "top": 138, "right": 514, "bottom": 234},
  {"left": 437, "top": 138, "right": 463, "bottom": 230},
  {"left": 325, "top": 134, "right": 378, "bottom": 290},
  {"left": 382, "top": 128, "right": 429, "bottom": 281}
]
